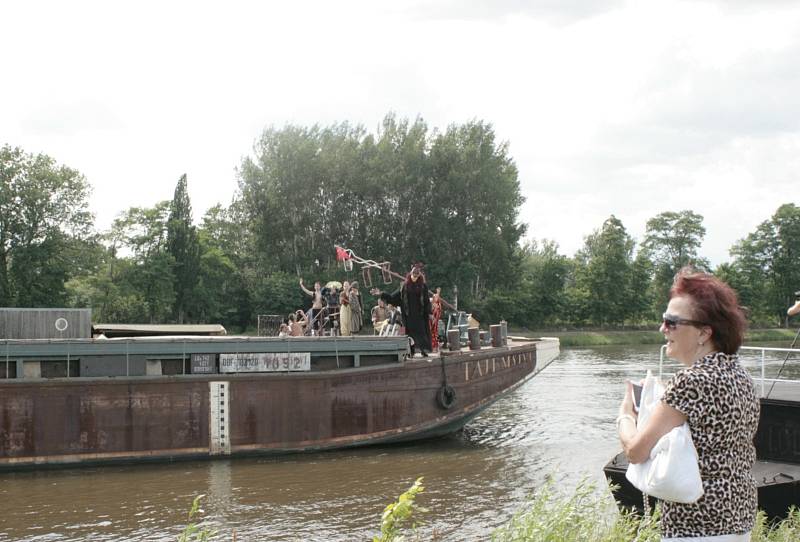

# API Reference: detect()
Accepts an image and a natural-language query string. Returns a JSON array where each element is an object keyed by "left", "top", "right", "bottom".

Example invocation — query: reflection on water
[{"left": 1, "top": 343, "right": 798, "bottom": 541}]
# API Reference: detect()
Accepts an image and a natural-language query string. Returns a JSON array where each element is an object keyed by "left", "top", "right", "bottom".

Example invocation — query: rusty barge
[{"left": 0, "top": 326, "right": 559, "bottom": 470}]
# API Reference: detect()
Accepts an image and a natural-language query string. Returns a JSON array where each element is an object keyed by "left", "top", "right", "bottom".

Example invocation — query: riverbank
[{"left": 517, "top": 328, "right": 799, "bottom": 348}]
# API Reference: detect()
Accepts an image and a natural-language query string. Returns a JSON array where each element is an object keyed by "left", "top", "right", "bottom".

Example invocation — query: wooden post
[
  {"left": 490, "top": 324, "right": 502, "bottom": 347},
  {"left": 468, "top": 327, "right": 481, "bottom": 350},
  {"left": 447, "top": 329, "right": 461, "bottom": 351}
]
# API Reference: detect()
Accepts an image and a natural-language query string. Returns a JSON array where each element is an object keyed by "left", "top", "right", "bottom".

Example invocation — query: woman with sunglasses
[{"left": 617, "top": 268, "right": 759, "bottom": 541}]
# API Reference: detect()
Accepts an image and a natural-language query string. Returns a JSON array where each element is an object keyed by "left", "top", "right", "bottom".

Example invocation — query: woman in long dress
[
  {"left": 370, "top": 265, "right": 432, "bottom": 356},
  {"left": 339, "top": 281, "right": 352, "bottom": 336},
  {"left": 349, "top": 281, "right": 363, "bottom": 334},
  {"left": 429, "top": 287, "right": 454, "bottom": 351}
]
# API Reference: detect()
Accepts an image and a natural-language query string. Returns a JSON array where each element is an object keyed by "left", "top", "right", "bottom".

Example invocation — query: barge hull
[{"left": 0, "top": 338, "right": 558, "bottom": 469}]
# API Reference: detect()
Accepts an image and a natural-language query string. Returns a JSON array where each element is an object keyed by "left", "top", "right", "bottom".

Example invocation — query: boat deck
[{"left": 757, "top": 379, "right": 800, "bottom": 402}]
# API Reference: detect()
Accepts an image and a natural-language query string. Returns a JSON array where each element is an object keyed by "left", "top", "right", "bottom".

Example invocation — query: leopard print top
[{"left": 660, "top": 351, "right": 760, "bottom": 537}]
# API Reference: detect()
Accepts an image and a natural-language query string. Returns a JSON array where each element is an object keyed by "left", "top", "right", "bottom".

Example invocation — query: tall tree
[
  {"left": 167, "top": 174, "right": 200, "bottom": 323},
  {"left": 571, "top": 216, "right": 636, "bottom": 325},
  {"left": 428, "top": 120, "right": 526, "bottom": 297},
  {"left": 0, "top": 145, "right": 94, "bottom": 306},
  {"left": 642, "top": 210, "right": 708, "bottom": 313}
]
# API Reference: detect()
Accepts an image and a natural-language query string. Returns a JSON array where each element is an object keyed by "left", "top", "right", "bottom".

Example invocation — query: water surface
[{"left": 1, "top": 344, "right": 796, "bottom": 541}]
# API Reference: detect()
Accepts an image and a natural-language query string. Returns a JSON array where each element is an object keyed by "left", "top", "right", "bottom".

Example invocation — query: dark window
[
  {"left": 40, "top": 360, "right": 80, "bottom": 378},
  {"left": 0, "top": 361, "right": 17, "bottom": 379},
  {"left": 160, "top": 358, "right": 189, "bottom": 375}
]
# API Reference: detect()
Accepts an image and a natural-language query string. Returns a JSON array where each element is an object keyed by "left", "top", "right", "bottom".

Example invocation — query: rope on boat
[
  {"left": 437, "top": 355, "right": 456, "bottom": 409},
  {"left": 334, "top": 335, "right": 340, "bottom": 369},
  {"left": 766, "top": 325, "right": 800, "bottom": 399}
]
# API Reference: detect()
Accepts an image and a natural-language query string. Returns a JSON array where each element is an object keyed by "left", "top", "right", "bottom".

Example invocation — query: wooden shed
[{"left": 0, "top": 308, "right": 92, "bottom": 339}]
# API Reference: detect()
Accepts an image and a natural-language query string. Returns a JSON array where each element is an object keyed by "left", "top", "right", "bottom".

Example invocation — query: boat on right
[{"left": 604, "top": 343, "right": 800, "bottom": 521}]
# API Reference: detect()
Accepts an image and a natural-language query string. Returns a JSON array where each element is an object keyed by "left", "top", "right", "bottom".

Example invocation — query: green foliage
[
  {"left": 178, "top": 494, "right": 216, "bottom": 542},
  {"left": 238, "top": 115, "right": 525, "bottom": 306},
  {"left": 752, "top": 507, "right": 800, "bottom": 542},
  {"left": 0, "top": 145, "right": 94, "bottom": 307},
  {"left": 569, "top": 216, "right": 640, "bottom": 326},
  {"left": 374, "top": 477, "right": 427, "bottom": 542},
  {"left": 167, "top": 174, "right": 201, "bottom": 323},
  {"left": 642, "top": 210, "right": 708, "bottom": 314},
  {"left": 729, "top": 203, "right": 800, "bottom": 326},
  {"left": 492, "top": 480, "right": 660, "bottom": 542},
  {"left": 5, "top": 135, "right": 799, "bottom": 335},
  {"left": 251, "top": 271, "right": 307, "bottom": 318}
]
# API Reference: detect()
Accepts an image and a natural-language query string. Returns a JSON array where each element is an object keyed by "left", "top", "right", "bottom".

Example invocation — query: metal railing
[{"left": 658, "top": 344, "right": 800, "bottom": 398}]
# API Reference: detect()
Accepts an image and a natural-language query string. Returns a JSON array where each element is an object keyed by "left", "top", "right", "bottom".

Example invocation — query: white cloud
[{"left": 2, "top": 0, "right": 800, "bottom": 267}]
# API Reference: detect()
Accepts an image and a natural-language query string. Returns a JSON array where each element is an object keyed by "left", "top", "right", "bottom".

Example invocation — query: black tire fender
[{"left": 436, "top": 384, "right": 456, "bottom": 410}]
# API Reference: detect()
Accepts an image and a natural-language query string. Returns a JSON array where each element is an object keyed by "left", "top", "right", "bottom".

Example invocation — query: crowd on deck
[{"left": 277, "top": 264, "right": 453, "bottom": 355}]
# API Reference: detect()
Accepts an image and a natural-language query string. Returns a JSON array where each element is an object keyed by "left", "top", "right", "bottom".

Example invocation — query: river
[{"left": 1, "top": 344, "right": 797, "bottom": 541}]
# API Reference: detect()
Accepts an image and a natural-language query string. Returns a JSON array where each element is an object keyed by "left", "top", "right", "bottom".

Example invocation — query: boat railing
[{"left": 658, "top": 344, "right": 800, "bottom": 399}]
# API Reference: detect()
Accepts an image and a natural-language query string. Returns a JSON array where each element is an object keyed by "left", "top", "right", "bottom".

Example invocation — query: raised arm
[
  {"left": 371, "top": 287, "right": 402, "bottom": 307},
  {"left": 299, "top": 279, "right": 314, "bottom": 297}
]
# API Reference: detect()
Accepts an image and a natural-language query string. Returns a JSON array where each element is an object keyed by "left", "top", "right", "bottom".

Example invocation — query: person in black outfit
[{"left": 371, "top": 263, "right": 432, "bottom": 356}]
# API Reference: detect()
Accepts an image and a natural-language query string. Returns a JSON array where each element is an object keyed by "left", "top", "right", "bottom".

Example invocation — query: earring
[{"left": 698, "top": 341, "right": 704, "bottom": 346}]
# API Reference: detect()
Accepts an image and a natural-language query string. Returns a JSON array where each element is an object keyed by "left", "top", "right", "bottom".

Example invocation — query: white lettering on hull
[{"left": 464, "top": 352, "right": 533, "bottom": 382}]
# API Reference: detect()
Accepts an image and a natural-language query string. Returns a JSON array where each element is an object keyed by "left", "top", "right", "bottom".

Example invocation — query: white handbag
[{"left": 625, "top": 372, "right": 704, "bottom": 504}]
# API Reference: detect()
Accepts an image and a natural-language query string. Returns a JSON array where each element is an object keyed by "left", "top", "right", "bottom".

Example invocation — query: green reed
[{"left": 175, "top": 480, "right": 800, "bottom": 541}]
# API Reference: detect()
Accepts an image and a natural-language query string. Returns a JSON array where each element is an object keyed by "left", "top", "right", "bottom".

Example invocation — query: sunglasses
[{"left": 662, "top": 313, "right": 707, "bottom": 330}]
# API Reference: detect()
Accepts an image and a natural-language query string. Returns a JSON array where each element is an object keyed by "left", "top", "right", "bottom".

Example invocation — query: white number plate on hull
[{"left": 219, "top": 352, "right": 311, "bottom": 372}]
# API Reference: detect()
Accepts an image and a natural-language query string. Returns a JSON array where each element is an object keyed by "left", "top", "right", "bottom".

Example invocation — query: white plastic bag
[{"left": 625, "top": 371, "right": 704, "bottom": 504}]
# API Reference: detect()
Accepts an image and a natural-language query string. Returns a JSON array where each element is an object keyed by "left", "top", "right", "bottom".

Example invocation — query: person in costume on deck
[
  {"left": 349, "top": 281, "right": 363, "bottom": 333},
  {"left": 429, "top": 286, "right": 455, "bottom": 351},
  {"left": 339, "top": 281, "right": 352, "bottom": 336},
  {"left": 299, "top": 279, "right": 324, "bottom": 334},
  {"left": 371, "top": 298, "right": 390, "bottom": 334},
  {"left": 371, "top": 263, "right": 432, "bottom": 356}
]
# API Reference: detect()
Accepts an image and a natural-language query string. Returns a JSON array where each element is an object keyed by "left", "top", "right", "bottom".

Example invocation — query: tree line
[{"left": 2, "top": 116, "right": 799, "bottom": 331}]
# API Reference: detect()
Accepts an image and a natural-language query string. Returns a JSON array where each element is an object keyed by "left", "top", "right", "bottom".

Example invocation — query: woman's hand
[
  {"left": 370, "top": 287, "right": 381, "bottom": 296},
  {"left": 619, "top": 381, "right": 637, "bottom": 420}
]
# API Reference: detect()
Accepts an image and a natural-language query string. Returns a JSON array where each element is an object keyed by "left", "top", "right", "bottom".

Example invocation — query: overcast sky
[{"left": 2, "top": 0, "right": 799, "bottom": 265}]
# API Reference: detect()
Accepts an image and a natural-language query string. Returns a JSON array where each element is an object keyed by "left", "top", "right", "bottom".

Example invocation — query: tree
[
  {"left": 108, "top": 202, "right": 175, "bottom": 323},
  {"left": 236, "top": 115, "right": 527, "bottom": 314},
  {"left": 571, "top": 216, "right": 637, "bottom": 325},
  {"left": 0, "top": 145, "right": 94, "bottom": 307},
  {"left": 642, "top": 210, "right": 708, "bottom": 313},
  {"left": 515, "top": 240, "right": 570, "bottom": 327},
  {"left": 428, "top": 120, "right": 526, "bottom": 298},
  {"left": 167, "top": 174, "right": 200, "bottom": 323},
  {"left": 729, "top": 203, "right": 800, "bottom": 325},
  {"left": 196, "top": 204, "right": 253, "bottom": 330}
]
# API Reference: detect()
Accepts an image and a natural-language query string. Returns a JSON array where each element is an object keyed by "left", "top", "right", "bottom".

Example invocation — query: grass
[
  {"left": 175, "top": 480, "right": 800, "bottom": 541},
  {"left": 490, "top": 480, "right": 800, "bottom": 542},
  {"left": 491, "top": 480, "right": 660, "bottom": 542}
]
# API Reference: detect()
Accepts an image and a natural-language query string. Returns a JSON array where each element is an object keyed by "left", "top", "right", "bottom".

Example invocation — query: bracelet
[{"left": 616, "top": 414, "right": 636, "bottom": 430}]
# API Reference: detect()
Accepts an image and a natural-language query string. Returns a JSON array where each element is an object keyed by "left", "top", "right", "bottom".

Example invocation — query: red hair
[{"left": 670, "top": 267, "right": 747, "bottom": 354}]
